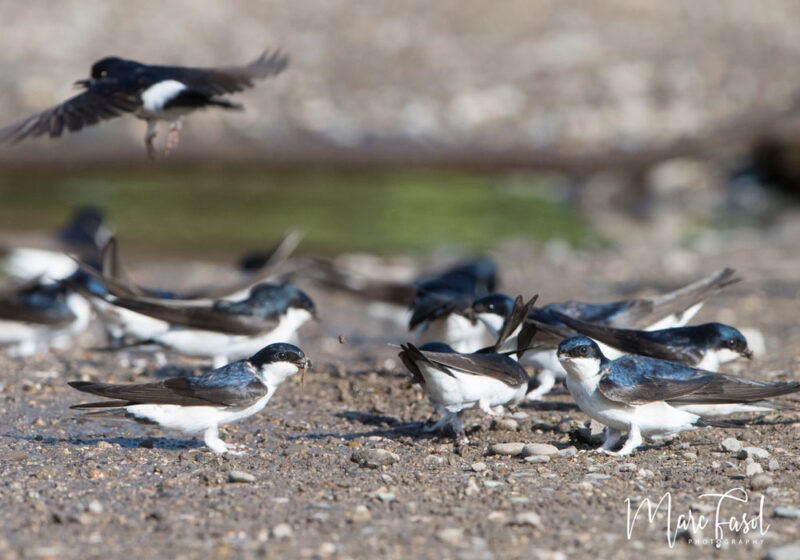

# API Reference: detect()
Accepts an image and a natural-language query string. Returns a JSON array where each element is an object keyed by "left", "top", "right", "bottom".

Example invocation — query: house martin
[
  {"left": 75, "top": 278, "right": 315, "bottom": 367},
  {"left": 0, "top": 279, "right": 91, "bottom": 356},
  {"left": 69, "top": 343, "right": 308, "bottom": 454},
  {"left": 1, "top": 206, "right": 112, "bottom": 283},
  {"left": 410, "top": 257, "right": 499, "bottom": 352},
  {"left": 557, "top": 336, "right": 800, "bottom": 455},
  {"left": 545, "top": 311, "right": 753, "bottom": 370},
  {"left": 398, "top": 295, "right": 535, "bottom": 444},
  {"left": 0, "top": 51, "right": 288, "bottom": 159},
  {"left": 474, "top": 268, "right": 739, "bottom": 399}
]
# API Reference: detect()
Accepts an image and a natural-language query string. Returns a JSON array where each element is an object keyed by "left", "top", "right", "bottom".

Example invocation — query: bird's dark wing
[
  {"left": 608, "top": 268, "right": 739, "bottom": 329},
  {"left": 106, "top": 294, "right": 278, "bottom": 335},
  {"left": 0, "top": 282, "right": 75, "bottom": 327},
  {"left": 548, "top": 310, "right": 703, "bottom": 364},
  {"left": 598, "top": 370, "right": 715, "bottom": 406},
  {"left": 421, "top": 349, "right": 529, "bottom": 387},
  {"left": 159, "top": 50, "right": 289, "bottom": 96},
  {"left": 398, "top": 343, "right": 428, "bottom": 385},
  {"left": 69, "top": 361, "right": 268, "bottom": 408},
  {"left": 0, "top": 82, "right": 141, "bottom": 144},
  {"left": 667, "top": 376, "right": 800, "bottom": 405}
]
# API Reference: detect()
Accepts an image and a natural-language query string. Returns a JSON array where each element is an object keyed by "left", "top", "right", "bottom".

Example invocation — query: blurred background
[{"left": 2, "top": 0, "right": 800, "bottom": 258}]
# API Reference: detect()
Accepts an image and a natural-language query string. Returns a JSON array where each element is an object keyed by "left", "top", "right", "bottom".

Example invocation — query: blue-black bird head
[
  {"left": 557, "top": 336, "right": 605, "bottom": 361},
  {"left": 249, "top": 342, "right": 308, "bottom": 369},
  {"left": 247, "top": 283, "right": 317, "bottom": 318},
  {"left": 698, "top": 323, "right": 753, "bottom": 359},
  {"left": 75, "top": 57, "right": 140, "bottom": 88},
  {"left": 472, "top": 293, "right": 515, "bottom": 319},
  {"left": 58, "top": 206, "right": 109, "bottom": 249},
  {"left": 419, "top": 341, "right": 456, "bottom": 353}
]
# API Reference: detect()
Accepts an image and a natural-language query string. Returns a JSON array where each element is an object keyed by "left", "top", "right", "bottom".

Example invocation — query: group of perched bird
[
  {"left": 1, "top": 208, "right": 799, "bottom": 457},
  {"left": 1, "top": 52, "right": 798, "bottom": 456}
]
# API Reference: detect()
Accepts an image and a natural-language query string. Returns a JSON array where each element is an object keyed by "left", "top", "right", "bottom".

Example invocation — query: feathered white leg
[
  {"left": 526, "top": 369, "right": 556, "bottom": 400},
  {"left": 203, "top": 425, "right": 242, "bottom": 455},
  {"left": 603, "top": 425, "right": 642, "bottom": 456},
  {"left": 595, "top": 427, "right": 623, "bottom": 453}
]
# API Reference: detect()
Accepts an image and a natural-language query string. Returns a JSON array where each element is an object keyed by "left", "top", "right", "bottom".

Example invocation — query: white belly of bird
[
  {"left": 521, "top": 348, "right": 566, "bottom": 378},
  {"left": 136, "top": 80, "right": 193, "bottom": 120},
  {"left": 124, "top": 391, "right": 274, "bottom": 435},
  {"left": 155, "top": 308, "right": 312, "bottom": 360},
  {"left": 0, "top": 320, "right": 39, "bottom": 344},
  {"left": 92, "top": 299, "right": 171, "bottom": 340},
  {"left": 419, "top": 362, "right": 526, "bottom": 413},
  {"left": 417, "top": 314, "right": 493, "bottom": 353},
  {"left": 566, "top": 374, "right": 700, "bottom": 437},
  {"left": 4, "top": 248, "right": 78, "bottom": 282},
  {"left": 676, "top": 403, "right": 772, "bottom": 416}
]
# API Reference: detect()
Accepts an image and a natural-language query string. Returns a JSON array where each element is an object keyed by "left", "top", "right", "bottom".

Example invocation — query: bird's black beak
[
  {"left": 742, "top": 349, "right": 754, "bottom": 360},
  {"left": 74, "top": 78, "right": 91, "bottom": 89}
]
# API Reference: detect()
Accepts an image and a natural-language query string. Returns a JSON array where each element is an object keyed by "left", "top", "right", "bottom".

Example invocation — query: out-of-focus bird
[{"left": 0, "top": 51, "right": 288, "bottom": 158}]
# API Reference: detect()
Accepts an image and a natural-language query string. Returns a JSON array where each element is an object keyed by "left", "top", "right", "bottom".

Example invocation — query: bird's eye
[
  {"left": 100, "top": 70, "right": 107, "bottom": 77},
  {"left": 726, "top": 338, "right": 737, "bottom": 348},
  {"left": 576, "top": 346, "right": 589, "bottom": 357}
]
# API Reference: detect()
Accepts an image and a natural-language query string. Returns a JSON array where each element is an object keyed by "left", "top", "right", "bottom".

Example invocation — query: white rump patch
[{"left": 141, "top": 80, "right": 187, "bottom": 112}]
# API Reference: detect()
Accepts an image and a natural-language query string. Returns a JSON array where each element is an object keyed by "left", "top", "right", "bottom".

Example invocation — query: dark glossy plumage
[
  {"left": 399, "top": 342, "right": 529, "bottom": 388},
  {"left": 0, "top": 51, "right": 288, "bottom": 144},
  {"left": 0, "top": 281, "right": 76, "bottom": 327},
  {"left": 70, "top": 359, "right": 267, "bottom": 409}
]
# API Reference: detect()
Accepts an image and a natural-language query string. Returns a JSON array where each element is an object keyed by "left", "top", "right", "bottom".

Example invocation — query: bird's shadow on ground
[
  {"left": 285, "top": 410, "right": 443, "bottom": 444},
  {"left": 10, "top": 434, "right": 204, "bottom": 451}
]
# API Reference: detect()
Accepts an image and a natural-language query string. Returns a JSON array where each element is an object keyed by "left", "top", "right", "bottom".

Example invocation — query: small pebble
[
  {"left": 585, "top": 473, "right": 610, "bottom": 482},
  {"left": 437, "top": 527, "right": 463, "bottom": 544},
  {"left": 773, "top": 507, "right": 800, "bottom": 519},
  {"left": 471, "top": 462, "right": 487, "bottom": 473},
  {"left": 768, "top": 460, "right": 780, "bottom": 471},
  {"left": 351, "top": 448, "right": 399, "bottom": 468},
  {"left": 228, "top": 471, "right": 256, "bottom": 483},
  {"left": 423, "top": 455, "right": 445, "bottom": 467},
  {"left": 558, "top": 446, "right": 578, "bottom": 458},
  {"left": 524, "top": 455, "right": 550, "bottom": 464},
  {"left": 738, "top": 447, "right": 770, "bottom": 460},
  {"left": 350, "top": 505, "right": 372, "bottom": 523},
  {"left": 87, "top": 500, "right": 103, "bottom": 514},
  {"left": 617, "top": 463, "right": 637, "bottom": 473},
  {"left": 492, "top": 418, "right": 519, "bottom": 431},
  {"left": 764, "top": 545, "right": 800, "bottom": 560},
  {"left": 487, "top": 442, "right": 525, "bottom": 456},
  {"left": 510, "top": 511, "right": 543, "bottom": 528},
  {"left": 483, "top": 480, "right": 505, "bottom": 488},
  {"left": 720, "top": 437, "right": 742, "bottom": 453},
  {"left": 745, "top": 463, "right": 763, "bottom": 477},
  {"left": 272, "top": 523, "right": 293, "bottom": 539},
  {"left": 522, "top": 443, "right": 558, "bottom": 457}
]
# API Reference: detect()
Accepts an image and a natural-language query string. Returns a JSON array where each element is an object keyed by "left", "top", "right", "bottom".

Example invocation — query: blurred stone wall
[{"left": 1, "top": 0, "right": 800, "bottom": 163}]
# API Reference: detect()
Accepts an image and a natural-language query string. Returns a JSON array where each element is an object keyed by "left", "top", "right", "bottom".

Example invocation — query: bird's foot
[{"left": 165, "top": 122, "right": 181, "bottom": 156}]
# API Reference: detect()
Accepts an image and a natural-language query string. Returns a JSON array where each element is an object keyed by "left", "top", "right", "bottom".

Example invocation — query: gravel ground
[{"left": 2, "top": 215, "right": 800, "bottom": 560}]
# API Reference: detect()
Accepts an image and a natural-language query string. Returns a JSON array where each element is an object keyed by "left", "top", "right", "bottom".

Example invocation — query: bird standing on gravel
[
  {"left": 473, "top": 268, "right": 740, "bottom": 400},
  {"left": 557, "top": 336, "right": 800, "bottom": 456},
  {"left": 69, "top": 342, "right": 309, "bottom": 454},
  {"left": 399, "top": 295, "right": 536, "bottom": 444},
  {"left": 0, "top": 51, "right": 288, "bottom": 159}
]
